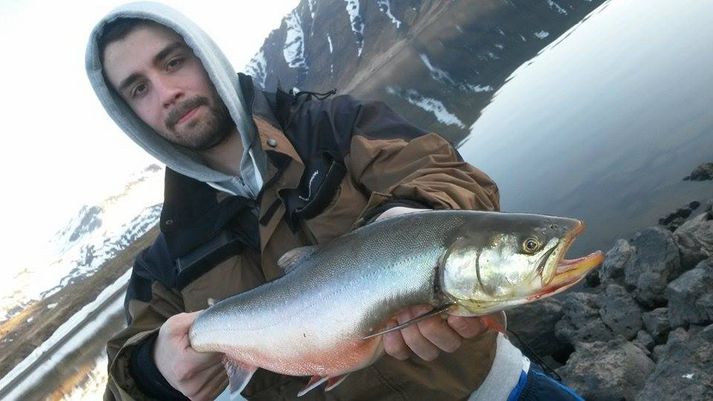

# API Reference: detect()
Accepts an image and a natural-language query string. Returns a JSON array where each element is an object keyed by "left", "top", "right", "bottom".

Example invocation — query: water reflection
[{"left": 460, "top": 0, "right": 713, "bottom": 254}]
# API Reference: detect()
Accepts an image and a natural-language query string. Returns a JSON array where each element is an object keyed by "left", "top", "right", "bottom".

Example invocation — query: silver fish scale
[{"left": 190, "top": 213, "right": 464, "bottom": 356}]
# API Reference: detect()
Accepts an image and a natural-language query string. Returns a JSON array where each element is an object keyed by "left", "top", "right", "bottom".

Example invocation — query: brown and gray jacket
[
  {"left": 84, "top": 4, "right": 500, "bottom": 400},
  {"left": 105, "top": 73, "right": 500, "bottom": 401}
]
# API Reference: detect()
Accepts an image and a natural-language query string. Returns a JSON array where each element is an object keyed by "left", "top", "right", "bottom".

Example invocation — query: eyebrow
[{"left": 117, "top": 41, "right": 188, "bottom": 94}]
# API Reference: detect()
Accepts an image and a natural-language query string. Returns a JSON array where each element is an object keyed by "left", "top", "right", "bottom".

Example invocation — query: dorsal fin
[{"left": 277, "top": 245, "right": 317, "bottom": 273}]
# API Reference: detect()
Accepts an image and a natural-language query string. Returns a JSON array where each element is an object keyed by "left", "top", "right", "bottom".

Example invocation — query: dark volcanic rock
[
  {"left": 598, "top": 239, "right": 633, "bottom": 285},
  {"left": 635, "top": 325, "right": 713, "bottom": 401},
  {"left": 642, "top": 307, "right": 671, "bottom": 344},
  {"left": 633, "top": 330, "right": 655, "bottom": 352},
  {"left": 665, "top": 259, "right": 713, "bottom": 328},
  {"left": 659, "top": 201, "right": 700, "bottom": 231},
  {"left": 507, "top": 297, "right": 570, "bottom": 361},
  {"left": 683, "top": 162, "right": 713, "bottom": 181},
  {"left": 558, "top": 338, "right": 655, "bottom": 401},
  {"left": 555, "top": 292, "right": 613, "bottom": 345},
  {"left": 623, "top": 227, "right": 682, "bottom": 308},
  {"left": 598, "top": 284, "right": 643, "bottom": 340},
  {"left": 673, "top": 210, "right": 713, "bottom": 270}
]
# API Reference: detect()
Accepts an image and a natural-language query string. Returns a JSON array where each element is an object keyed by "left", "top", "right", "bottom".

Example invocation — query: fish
[{"left": 188, "top": 210, "right": 604, "bottom": 397}]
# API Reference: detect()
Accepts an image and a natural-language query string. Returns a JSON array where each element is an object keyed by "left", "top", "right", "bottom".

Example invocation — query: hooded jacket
[
  {"left": 86, "top": 1, "right": 265, "bottom": 198},
  {"left": 85, "top": 2, "right": 502, "bottom": 400}
]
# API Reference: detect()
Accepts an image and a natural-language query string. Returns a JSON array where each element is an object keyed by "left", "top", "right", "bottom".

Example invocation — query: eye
[
  {"left": 522, "top": 238, "right": 540, "bottom": 253},
  {"left": 130, "top": 82, "right": 148, "bottom": 99},
  {"left": 166, "top": 57, "right": 185, "bottom": 71}
]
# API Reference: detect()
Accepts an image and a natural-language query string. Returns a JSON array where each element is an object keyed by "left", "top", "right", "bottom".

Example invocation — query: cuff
[{"left": 129, "top": 333, "right": 190, "bottom": 401}]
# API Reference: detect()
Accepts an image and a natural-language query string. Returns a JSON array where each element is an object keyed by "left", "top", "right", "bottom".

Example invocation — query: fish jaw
[{"left": 528, "top": 250, "right": 605, "bottom": 301}]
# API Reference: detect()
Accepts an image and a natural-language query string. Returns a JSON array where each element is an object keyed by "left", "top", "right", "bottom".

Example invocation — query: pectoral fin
[
  {"left": 362, "top": 305, "right": 451, "bottom": 340},
  {"left": 223, "top": 357, "right": 256, "bottom": 398},
  {"left": 325, "top": 374, "right": 350, "bottom": 391},
  {"left": 297, "top": 375, "right": 329, "bottom": 397}
]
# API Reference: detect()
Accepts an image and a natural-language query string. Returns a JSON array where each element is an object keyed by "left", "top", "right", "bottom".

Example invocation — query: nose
[{"left": 154, "top": 75, "right": 183, "bottom": 108}]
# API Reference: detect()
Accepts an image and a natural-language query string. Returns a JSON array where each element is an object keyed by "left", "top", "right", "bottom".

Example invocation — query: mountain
[
  {"left": 1, "top": 164, "right": 164, "bottom": 322},
  {"left": 245, "top": 0, "right": 605, "bottom": 143}
]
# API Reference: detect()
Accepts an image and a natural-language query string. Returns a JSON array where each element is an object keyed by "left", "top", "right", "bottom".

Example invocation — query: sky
[{"left": 0, "top": 0, "right": 299, "bottom": 270}]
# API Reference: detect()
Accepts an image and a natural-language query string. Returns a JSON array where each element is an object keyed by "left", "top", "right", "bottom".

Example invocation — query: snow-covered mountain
[
  {"left": 1, "top": 165, "right": 164, "bottom": 322},
  {"left": 245, "top": 0, "right": 605, "bottom": 143}
]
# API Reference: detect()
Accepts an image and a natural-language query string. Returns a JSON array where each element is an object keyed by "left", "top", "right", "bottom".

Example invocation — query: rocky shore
[{"left": 509, "top": 197, "right": 713, "bottom": 401}]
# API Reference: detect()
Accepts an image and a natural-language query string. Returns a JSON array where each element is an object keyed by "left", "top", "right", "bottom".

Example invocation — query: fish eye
[{"left": 523, "top": 238, "right": 540, "bottom": 253}]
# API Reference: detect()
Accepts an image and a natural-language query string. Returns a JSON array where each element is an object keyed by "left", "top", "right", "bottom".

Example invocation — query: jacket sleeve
[
  {"left": 343, "top": 99, "right": 500, "bottom": 222},
  {"left": 104, "top": 237, "right": 189, "bottom": 401}
]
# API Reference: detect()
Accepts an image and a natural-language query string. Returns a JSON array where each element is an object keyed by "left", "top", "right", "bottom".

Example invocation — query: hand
[
  {"left": 154, "top": 312, "right": 227, "bottom": 401},
  {"left": 383, "top": 305, "right": 488, "bottom": 361}
]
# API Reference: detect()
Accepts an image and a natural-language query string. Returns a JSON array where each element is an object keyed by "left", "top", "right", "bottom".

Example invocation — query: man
[{"left": 85, "top": 2, "right": 582, "bottom": 401}]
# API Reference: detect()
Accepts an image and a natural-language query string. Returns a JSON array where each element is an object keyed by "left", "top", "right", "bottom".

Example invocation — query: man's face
[{"left": 103, "top": 23, "right": 232, "bottom": 150}]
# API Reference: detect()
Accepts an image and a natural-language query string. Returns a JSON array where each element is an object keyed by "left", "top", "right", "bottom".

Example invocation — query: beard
[{"left": 164, "top": 95, "right": 233, "bottom": 151}]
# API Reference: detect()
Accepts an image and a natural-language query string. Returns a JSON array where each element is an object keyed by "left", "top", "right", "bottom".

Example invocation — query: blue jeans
[{"left": 508, "top": 364, "right": 584, "bottom": 401}]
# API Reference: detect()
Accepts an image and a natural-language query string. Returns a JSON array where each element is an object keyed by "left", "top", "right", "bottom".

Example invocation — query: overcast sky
[{"left": 0, "top": 0, "right": 299, "bottom": 269}]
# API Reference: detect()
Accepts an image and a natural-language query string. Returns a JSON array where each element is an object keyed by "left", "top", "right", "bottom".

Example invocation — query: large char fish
[{"left": 188, "top": 210, "right": 604, "bottom": 397}]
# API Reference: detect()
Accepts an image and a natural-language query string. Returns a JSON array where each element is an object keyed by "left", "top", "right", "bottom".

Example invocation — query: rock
[
  {"left": 683, "top": 162, "right": 713, "bottom": 181},
  {"left": 642, "top": 308, "right": 671, "bottom": 344},
  {"left": 507, "top": 297, "right": 571, "bottom": 361},
  {"left": 558, "top": 338, "right": 655, "bottom": 401},
  {"left": 623, "top": 227, "right": 682, "bottom": 308},
  {"left": 598, "top": 239, "right": 633, "bottom": 285},
  {"left": 598, "top": 284, "right": 643, "bottom": 340},
  {"left": 674, "top": 211, "right": 713, "bottom": 270},
  {"left": 555, "top": 292, "right": 613, "bottom": 345},
  {"left": 666, "top": 259, "right": 713, "bottom": 328},
  {"left": 635, "top": 324, "right": 713, "bottom": 401},
  {"left": 633, "top": 330, "right": 655, "bottom": 352}
]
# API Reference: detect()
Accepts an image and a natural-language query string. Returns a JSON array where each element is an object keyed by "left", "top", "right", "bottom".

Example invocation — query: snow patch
[
  {"left": 283, "top": 10, "right": 308, "bottom": 69},
  {"left": 307, "top": 0, "right": 317, "bottom": 21},
  {"left": 464, "top": 84, "right": 494, "bottom": 93},
  {"left": 420, "top": 53, "right": 456, "bottom": 85},
  {"left": 244, "top": 50, "right": 268, "bottom": 88},
  {"left": 327, "top": 35, "right": 333, "bottom": 53},
  {"left": 377, "top": 0, "right": 402, "bottom": 29},
  {"left": 387, "top": 87, "right": 465, "bottom": 129},
  {"left": 344, "top": 0, "right": 365, "bottom": 57},
  {"left": 682, "top": 373, "right": 695, "bottom": 380},
  {"left": 547, "top": 0, "right": 568, "bottom": 15},
  {"left": 419, "top": 53, "right": 492, "bottom": 93},
  {"left": 534, "top": 31, "right": 550, "bottom": 39}
]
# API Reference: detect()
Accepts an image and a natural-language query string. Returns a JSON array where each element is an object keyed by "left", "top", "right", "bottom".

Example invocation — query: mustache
[{"left": 166, "top": 96, "right": 210, "bottom": 128}]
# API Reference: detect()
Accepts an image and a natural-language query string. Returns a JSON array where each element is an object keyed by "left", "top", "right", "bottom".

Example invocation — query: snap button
[{"left": 267, "top": 138, "right": 278, "bottom": 147}]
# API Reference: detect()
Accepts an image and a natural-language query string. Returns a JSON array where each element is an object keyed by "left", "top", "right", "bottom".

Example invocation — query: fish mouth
[{"left": 531, "top": 220, "right": 605, "bottom": 300}]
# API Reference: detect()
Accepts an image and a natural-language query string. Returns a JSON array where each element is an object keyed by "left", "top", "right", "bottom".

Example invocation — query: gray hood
[{"left": 85, "top": 1, "right": 266, "bottom": 198}]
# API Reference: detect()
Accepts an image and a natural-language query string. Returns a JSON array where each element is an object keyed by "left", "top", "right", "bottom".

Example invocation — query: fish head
[{"left": 440, "top": 213, "right": 604, "bottom": 314}]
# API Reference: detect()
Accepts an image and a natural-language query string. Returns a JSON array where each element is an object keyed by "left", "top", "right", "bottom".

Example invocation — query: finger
[
  {"left": 397, "top": 307, "right": 440, "bottom": 361},
  {"left": 417, "top": 315, "right": 462, "bottom": 353},
  {"left": 447, "top": 315, "right": 488, "bottom": 338},
  {"left": 383, "top": 320, "right": 410, "bottom": 361},
  {"left": 163, "top": 312, "right": 201, "bottom": 342}
]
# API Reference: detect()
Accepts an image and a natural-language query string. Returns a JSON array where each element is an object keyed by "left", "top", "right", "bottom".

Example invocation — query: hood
[{"left": 85, "top": 1, "right": 266, "bottom": 198}]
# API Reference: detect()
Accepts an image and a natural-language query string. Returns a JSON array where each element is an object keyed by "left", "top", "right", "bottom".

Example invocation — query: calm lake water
[{"left": 460, "top": 0, "right": 713, "bottom": 255}]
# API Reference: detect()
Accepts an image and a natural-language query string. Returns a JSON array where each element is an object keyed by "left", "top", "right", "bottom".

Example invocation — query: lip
[{"left": 177, "top": 105, "right": 200, "bottom": 125}]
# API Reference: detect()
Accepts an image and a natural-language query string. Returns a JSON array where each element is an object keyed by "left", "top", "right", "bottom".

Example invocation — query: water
[{"left": 460, "top": 0, "right": 713, "bottom": 255}]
